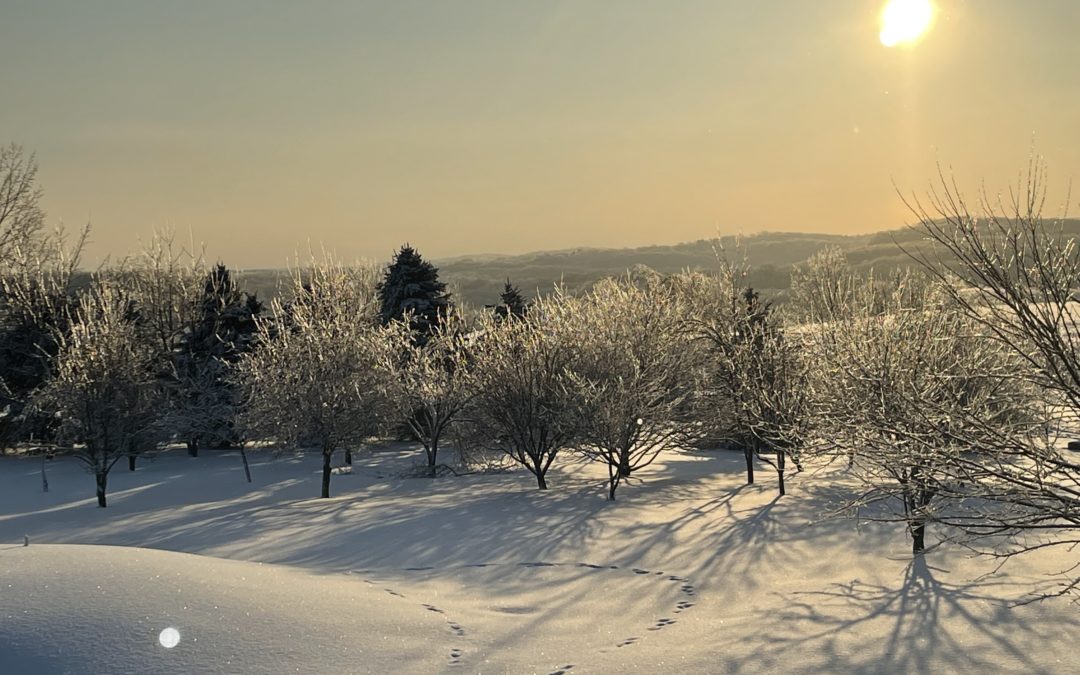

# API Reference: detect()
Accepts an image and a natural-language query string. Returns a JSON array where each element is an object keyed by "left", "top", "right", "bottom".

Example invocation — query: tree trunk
[
  {"left": 321, "top": 449, "right": 333, "bottom": 498},
  {"left": 777, "top": 449, "right": 786, "bottom": 497},
  {"left": 128, "top": 454, "right": 136, "bottom": 471},
  {"left": 96, "top": 471, "right": 108, "bottom": 508},
  {"left": 41, "top": 456, "right": 49, "bottom": 493},
  {"left": 911, "top": 519, "right": 926, "bottom": 555},
  {"left": 535, "top": 466, "right": 548, "bottom": 490},
  {"left": 617, "top": 449, "right": 632, "bottom": 478},
  {"left": 187, "top": 439, "right": 199, "bottom": 458},
  {"left": 240, "top": 447, "right": 252, "bottom": 483},
  {"left": 344, "top": 448, "right": 353, "bottom": 466},
  {"left": 744, "top": 443, "right": 755, "bottom": 485},
  {"left": 607, "top": 461, "right": 618, "bottom": 501},
  {"left": 428, "top": 435, "right": 439, "bottom": 468}
]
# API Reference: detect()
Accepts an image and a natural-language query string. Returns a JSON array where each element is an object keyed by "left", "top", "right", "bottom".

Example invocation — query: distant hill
[{"left": 235, "top": 220, "right": 1080, "bottom": 308}]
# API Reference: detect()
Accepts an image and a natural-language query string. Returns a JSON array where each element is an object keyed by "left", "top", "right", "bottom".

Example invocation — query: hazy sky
[{"left": 3, "top": 1, "right": 1079, "bottom": 268}]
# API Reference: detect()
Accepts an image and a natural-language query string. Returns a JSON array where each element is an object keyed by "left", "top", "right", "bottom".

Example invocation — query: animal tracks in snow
[{"left": 351, "top": 559, "right": 697, "bottom": 670}]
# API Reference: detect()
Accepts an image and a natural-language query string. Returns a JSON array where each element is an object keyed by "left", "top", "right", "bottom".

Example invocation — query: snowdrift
[
  {"left": 0, "top": 544, "right": 453, "bottom": 674},
  {"left": 1, "top": 448, "right": 1079, "bottom": 673}
]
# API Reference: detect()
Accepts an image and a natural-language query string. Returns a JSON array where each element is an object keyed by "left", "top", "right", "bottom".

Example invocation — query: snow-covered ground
[{"left": 1, "top": 446, "right": 1077, "bottom": 674}]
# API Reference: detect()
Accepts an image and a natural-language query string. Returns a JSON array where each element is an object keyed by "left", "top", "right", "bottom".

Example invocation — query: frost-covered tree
[
  {"left": 0, "top": 143, "right": 46, "bottom": 263},
  {"left": 693, "top": 262, "right": 779, "bottom": 485},
  {"left": 0, "top": 227, "right": 86, "bottom": 445},
  {"left": 789, "top": 247, "right": 860, "bottom": 323},
  {"left": 464, "top": 299, "right": 581, "bottom": 489},
  {"left": 382, "top": 309, "right": 474, "bottom": 474},
  {"left": 124, "top": 231, "right": 205, "bottom": 364},
  {"left": 564, "top": 276, "right": 700, "bottom": 499},
  {"left": 122, "top": 232, "right": 209, "bottom": 458},
  {"left": 739, "top": 326, "right": 811, "bottom": 497},
  {"left": 235, "top": 260, "right": 394, "bottom": 498},
  {"left": 0, "top": 145, "right": 82, "bottom": 445},
  {"left": 806, "top": 283, "right": 1041, "bottom": 554},
  {"left": 377, "top": 245, "right": 452, "bottom": 343},
  {"left": 32, "top": 280, "right": 161, "bottom": 507},
  {"left": 898, "top": 161, "right": 1080, "bottom": 579}
]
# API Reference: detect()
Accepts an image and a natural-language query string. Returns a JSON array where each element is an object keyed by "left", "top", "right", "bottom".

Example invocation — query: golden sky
[{"left": 3, "top": 1, "right": 1079, "bottom": 268}]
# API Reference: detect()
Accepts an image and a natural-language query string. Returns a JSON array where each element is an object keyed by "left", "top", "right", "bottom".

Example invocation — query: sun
[{"left": 879, "top": 0, "right": 936, "bottom": 47}]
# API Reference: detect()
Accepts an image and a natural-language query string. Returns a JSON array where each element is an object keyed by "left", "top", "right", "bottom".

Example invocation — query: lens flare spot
[{"left": 159, "top": 627, "right": 181, "bottom": 649}]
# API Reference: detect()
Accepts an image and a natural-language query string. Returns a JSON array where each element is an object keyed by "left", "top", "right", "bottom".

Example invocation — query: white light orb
[{"left": 159, "top": 627, "right": 181, "bottom": 649}]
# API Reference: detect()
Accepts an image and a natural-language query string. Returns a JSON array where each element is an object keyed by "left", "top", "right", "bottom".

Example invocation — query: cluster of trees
[{"left": 4, "top": 144, "right": 1080, "bottom": 590}]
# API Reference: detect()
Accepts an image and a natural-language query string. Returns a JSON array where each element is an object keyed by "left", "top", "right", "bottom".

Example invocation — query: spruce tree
[
  {"left": 377, "top": 245, "right": 451, "bottom": 343},
  {"left": 174, "top": 263, "right": 263, "bottom": 454},
  {"left": 494, "top": 278, "right": 528, "bottom": 320}
]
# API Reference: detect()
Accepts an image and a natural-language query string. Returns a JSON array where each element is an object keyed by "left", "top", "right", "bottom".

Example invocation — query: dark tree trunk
[
  {"left": 240, "top": 447, "right": 252, "bottom": 483},
  {"left": 41, "top": 456, "right": 49, "bottom": 493},
  {"left": 128, "top": 455, "right": 136, "bottom": 472},
  {"left": 606, "top": 460, "right": 617, "bottom": 501},
  {"left": 321, "top": 449, "right": 333, "bottom": 498},
  {"left": 617, "top": 450, "right": 632, "bottom": 478},
  {"left": 344, "top": 448, "right": 353, "bottom": 466},
  {"left": 744, "top": 444, "right": 755, "bottom": 485},
  {"left": 428, "top": 435, "right": 439, "bottom": 467},
  {"left": 534, "top": 463, "right": 548, "bottom": 490},
  {"left": 911, "top": 519, "right": 926, "bottom": 554},
  {"left": 187, "top": 439, "right": 199, "bottom": 458},
  {"left": 777, "top": 449, "right": 786, "bottom": 497},
  {"left": 96, "top": 471, "right": 108, "bottom": 508}
]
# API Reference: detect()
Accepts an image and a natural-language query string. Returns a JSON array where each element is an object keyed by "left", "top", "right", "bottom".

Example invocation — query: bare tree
[
  {"left": 0, "top": 226, "right": 87, "bottom": 445},
  {"left": 234, "top": 259, "right": 394, "bottom": 498},
  {"left": 32, "top": 279, "right": 160, "bottom": 507},
  {"left": 741, "top": 326, "right": 811, "bottom": 497},
  {"left": 122, "top": 231, "right": 211, "bottom": 456},
  {"left": 0, "top": 144, "right": 46, "bottom": 265},
  {"left": 691, "top": 259, "right": 778, "bottom": 485},
  {"left": 805, "top": 283, "right": 1042, "bottom": 554},
  {"left": 896, "top": 160, "right": 1080, "bottom": 575},
  {"left": 788, "top": 247, "right": 860, "bottom": 323},
  {"left": 464, "top": 296, "right": 581, "bottom": 490},
  {"left": 564, "top": 275, "right": 700, "bottom": 500},
  {"left": 381, "top": 308, "right": 475, "bottom": 474},
  {"left": 687, "top": 260, "right": 813, "bottom": 497}
]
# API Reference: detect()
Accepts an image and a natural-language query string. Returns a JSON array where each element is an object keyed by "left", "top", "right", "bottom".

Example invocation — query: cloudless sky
[{"left": 3, "top": 0, "right": 1079, "bottom": 268}]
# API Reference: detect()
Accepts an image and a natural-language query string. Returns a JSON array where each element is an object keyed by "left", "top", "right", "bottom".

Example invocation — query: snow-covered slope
[
  {"left": 1, "top": 447, "right": 1078, "bottom": 673},
  {"left": 0, "top": 544, "right": 454, "bottom": 674}
]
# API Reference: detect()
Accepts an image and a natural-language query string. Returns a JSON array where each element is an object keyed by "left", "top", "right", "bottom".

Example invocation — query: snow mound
[
  {"left": 0, "top": 544, "right": 454, "bottom": 674},
  {"left": 2, "top": 450, "right": 1080, "bottom": 672}
]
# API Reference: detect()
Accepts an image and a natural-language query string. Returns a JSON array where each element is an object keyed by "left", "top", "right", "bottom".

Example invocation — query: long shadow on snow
[{"left": 716, "top": 555, "right": 1079, "bottom": 674}]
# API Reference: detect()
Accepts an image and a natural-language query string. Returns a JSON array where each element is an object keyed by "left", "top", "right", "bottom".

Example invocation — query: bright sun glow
[{"left": 879, "top": 0, "right": 935, "bottom": 47}]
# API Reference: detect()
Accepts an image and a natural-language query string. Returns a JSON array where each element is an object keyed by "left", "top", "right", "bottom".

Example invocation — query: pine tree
[
  {"left": 377, "top": 245, "right": 451, "bottom": 343},
  {"left": 174, "top": 263, "right": 263, "bottom": 455},
  {"left": 494, "top": 279, "right": 528, "bottom": 320}
]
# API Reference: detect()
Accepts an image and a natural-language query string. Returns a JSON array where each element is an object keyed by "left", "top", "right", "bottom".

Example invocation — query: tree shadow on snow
[{"left": 720, "top": 555, "right": 1079, "bottom": 674}]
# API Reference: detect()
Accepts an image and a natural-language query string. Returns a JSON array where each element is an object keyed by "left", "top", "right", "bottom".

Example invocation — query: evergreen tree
[
  {"left": 174, "top": 263, "right": 263, "bottom": 455},
  {"left": 0, "top": 286, "right": 73, "bottom": 444},
  {"left": 494, "top": 278, "right": 528, "bottom": 320},
  {"left": 377, "top": 245, "right": 451, "bottom": 343}
]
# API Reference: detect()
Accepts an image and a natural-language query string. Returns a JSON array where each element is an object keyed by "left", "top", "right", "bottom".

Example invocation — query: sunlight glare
[{"left": 879, "top": 0, "right": 935, "bottom": 47}]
